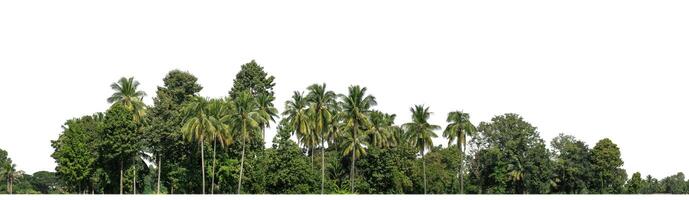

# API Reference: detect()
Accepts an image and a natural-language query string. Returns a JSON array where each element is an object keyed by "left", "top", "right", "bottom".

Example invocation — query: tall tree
[
  {"left": 224, "top": 91, "right": 262, "bottom": 194},
  {"left": 550, "top": 134, "right": 592, "bottom": 194},
  {"left": 443, "top": 111, "right": 476, "bottom": 194},
  {"left": 256, "top": 93, "right": 278, "bottom": 142},
  {"left": 305, "top": 83, "right": 337, "bottom": 194},
  {"left": 368, "top": 111, "right": 398, "bottom": 148},
  {"left": 590, "top": 138, "right": 626, "bottom": 194},
  {"left": 51, "top": 115, "right": 102, "bottom": 193},
  {"left": 402, "top": 105, "right": 440, "bottom": 194},
  {"left": 146, "top": 70, "right": 202, "bottom": 194},
  {"left": 107, "top": 77, "right": 147, "bottom": 122},
  {"left": 181, "top": 96, "right": 222, "bottom": 194},
  {"left": 282, "top": 91, "right": 311, "bottom": 148},
  {"left": 207, "top": 99, "right": 232, "bottom": 194},
  {"left": 101, "top": 104, "right": 142, "bottom": 194},
  {"left": 338, "top": 85, "right": 376, "bottom": 193}
]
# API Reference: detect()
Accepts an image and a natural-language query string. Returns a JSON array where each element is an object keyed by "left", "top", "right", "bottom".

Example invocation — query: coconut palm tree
[
  {"left": 107, "top": 77, "right": 147, "bottom": 122},
  {"left": 282, "top": 91, "right": 311, "bottom": 146},
  {"left": 443, "top": 111, "right": 476, "bottom": 194},
  {"left": 181, "top": 96, "right": 216, "bottom": 194},
  {"left": 338, "top": 85, "right": 376, "bottom": 193},
  {"left": 107, "top": 77, "right": 147, "bottom": 194},
  {"left": 207, "top": 98, "right": 232, "bottom": 194},
  {"left": 368, "top": 111, "right": 398, "bottom": 148},
  {"left": 402, "top": 105, "right": 440, "bottom": 194},
  {"left": 224, "top": 90, "right": 262, "bottom": 194},
  {"left": 256, "top": 93, "right": 278, "bottom": 142},
  {"left": 305, "top": 83, "right": 337, "bottom": 194}
]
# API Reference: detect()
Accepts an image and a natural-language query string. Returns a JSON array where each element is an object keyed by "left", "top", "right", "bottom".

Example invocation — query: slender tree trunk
[
  {"left": 133, "top": 164, "right": 137, "bottom": 194},
  {"left": 321, "top": 137, "right": 325, "bottom": 194},
  {"left": 238, "top": 135, "right": 246, "bottom": 194},
  {"left": 422, "top": 149, "right": 427, "bottom": 195},
  {"left": 310, "top": 146, "right": 314, "bottom": 170},
  {"left": 201, "top": 141, "right": 206, "bottom": 194},
  {"left": 120, "top": 160, "right": 123, "bottom": 195},
  {"left": 459, "top": 141, "right": 464, "bottom": 194},
  {"left": 157, "top": 153, "right": 161, "bottom": 194},
  {"left": 212, "top": 138, "right": 216, "bottom": 195},
  {"left": 350, "top": 148, "right": 355, "bottom": 193}
]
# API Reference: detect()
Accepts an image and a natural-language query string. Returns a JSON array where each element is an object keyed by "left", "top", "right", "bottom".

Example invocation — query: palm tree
[
  {"left": 368, "top": 111, "right": 397, "bottom": 148},
  {"left": 305, "top": 83, "right": 337, "bottom": 194},
  {"left": 107, "top": 77, "right": 146, "bottom": 194},
  {"left": 443, "top": 111, "right": 476, "bottom": 194},
  {"left": 256, "top": 93, "right": 278, "bottom": 142},
  {"left": 107, "top": 77, "right": 147, "bottom": 122},
  {"left": 338, "top": 85, "right": 376, "bottom": 193},
  {"left": 181, "top": 96, "right": 216, "bottom": 194},
  {"left": 207, "top": 99, "right": 232, "bottom": 194},
  {"left": 3, "top": 163, "right": 16, "bottom": 194},
  {"left": 282, "top": 91, "right": 311, "bottom": 148},
  {"left": 402, "top": 105, "right": 440, "bottom": 194},
  {"left": 225, "top": 90, "right": 262, "bottom": 194}
]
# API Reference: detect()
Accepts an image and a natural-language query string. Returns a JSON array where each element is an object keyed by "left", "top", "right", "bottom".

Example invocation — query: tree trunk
[
  {"left": 459, "top": 141, "right": 464, "bottom": 194},
  {"left": 212, "top": 138, "right": 217, "bottom": 195},
  {"left": 120, "top": 160, "right": 123, "bottom": 195},
  {"left": 238, "top": 135, "right": 246, "bottom": 194},
  {"left": 350, "top": 148, "right": 355, "bottom": 194},
  {"left": 201, "top": 141, "right": 206, "bottom": 194},
  {"left": 133, "top": 164, "right": 137, "bottom": 194},
  {"left": 422, "top": 148, "right": 427, "bottom": 195},
  {"left": 310, "top": 146, "right": 314, "bottom": 170},
  {"left": 321, "top": 137, "right": 325, "bottom": 194},
  {"left": 157, "top": 154, "right": 161, "bottom": 194}
]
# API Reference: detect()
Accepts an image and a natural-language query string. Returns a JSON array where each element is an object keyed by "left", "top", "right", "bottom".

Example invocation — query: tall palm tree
[
  {"left": 207, "top": 99, "right": 232, "bottom": 194},
  {"left": 181, "top": 96, "right": 216, "bottom": 194},
  {"left": 443, "top": 111, "right": 476, "bottom": 194},
  {"left": 305, "top": 83, "right": 337, "bottom": 194},
  {"left": 3, "top": 163, "right": 16, "bottom": 194},
  {"left": 338, "top": 85, "right": 376, "bottom": 193},
  {"left": 256, "top": 93, "right": 278, "bottom": 142},
  {"left": 368, "top": 111, "right": 397, "bottom": 148},
  {"left": 282, "top": 91, "right": 311, "bottom": 148},
  {"left": 402, "top": 105, "right": 440, "bottom": 194},
  {"left": 107, "top": 77, "right": 146, "bottom": 194},
  {"left": 107, "top": 77, "right": 147, "bottom": 122},
  {"left": 224, "top": 91, "right": 262, "bottom": 194}
]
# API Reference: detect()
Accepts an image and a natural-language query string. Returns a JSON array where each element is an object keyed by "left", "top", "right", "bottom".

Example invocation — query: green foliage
[
  {"left": 590, "top": 138, "right": 626, "bottom": 194},
  {"left": 626, "top": 172, "right": 643, "bottom": 194},
  {"left": 50, "top": 114, "right": 102, "bottom": 193},
  {"left": 551, "top": 134, "right": 592, "bottom": 194},
  {"left": 229, "top": 60, "right": 275, "bottom": 98}
]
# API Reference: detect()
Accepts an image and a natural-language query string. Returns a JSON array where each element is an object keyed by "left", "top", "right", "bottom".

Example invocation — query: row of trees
[{"left": 6, "top": 60, "right": 684, "bottom": 194}]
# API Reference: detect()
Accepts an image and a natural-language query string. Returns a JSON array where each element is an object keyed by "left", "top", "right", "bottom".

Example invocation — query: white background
[{"left": 0, "top": 0, "right": 687, "bottom": 180}]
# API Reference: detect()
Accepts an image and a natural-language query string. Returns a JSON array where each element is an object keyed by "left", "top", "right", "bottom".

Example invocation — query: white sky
[{"left": 0, "top": 0, "right": 687, "bottom": 179}]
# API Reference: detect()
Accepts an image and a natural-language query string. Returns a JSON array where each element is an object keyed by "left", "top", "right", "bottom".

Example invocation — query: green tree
[
  {"left": 51, "top": 115, "right": 102, "bottom": 193},
  {"left": 305, "top": 83, "right": 337, "bottom": 194},
  {"left": 181, "top": 96, "right": 223, "bottom": 194},
  {"left": 590, "top": 138, "right": 626, "bottom": 194},
  {"left": 263, "top": 125, "right": 319, "bottom": 194},
  {"left": 107, "top": 77, "right": 147, "bottom": 122},
  {"left": 402, "top": 105, "right": 440, "bottom": 194},
  {"left": 626, "top": 172, "right": 642, "bottom": 194},
  {"left": 146, "top": 70, "right": 202, "bottom": 194},
  {"left": 443, "top": 111, "right": 476, "bottom": 194},
  {"left": 550, "top": 134, "right": 592, "bottom": 194},
  {"left": 282, "top": 91, "right": 311, "bottom": 149},
  {"left": 225, "top": 91, "right": 262, "bottom": 194},
  {"left": 229, "top": 60, "right": 275, "bottom": 99},
  {"left": 100, "top": 104, "right": 142, "bottom": 194},
  {"left": 338, "top": 85, "right": 376, "bottom": 193},
  {"left": 368, "top": 111, "right": 398, "bottom": 148}
]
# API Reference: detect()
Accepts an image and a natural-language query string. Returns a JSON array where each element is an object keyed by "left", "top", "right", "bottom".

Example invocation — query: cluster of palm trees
[
  {"left": 282, "top": 84, "right": 477, "bottom": 194},
  {"left": 106, "top": 76, "right": 479, "bottom": 194}
]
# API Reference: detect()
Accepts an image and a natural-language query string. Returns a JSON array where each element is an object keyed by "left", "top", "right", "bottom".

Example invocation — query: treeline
[{"left": 2, "top": 60, "right": 687, "bottom": 194}]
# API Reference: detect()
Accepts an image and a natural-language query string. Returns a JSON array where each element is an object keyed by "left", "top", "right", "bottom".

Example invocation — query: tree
[
  {"left": 181, "top": 96, "right": 222, "bottom": 194},
  {"left": 229, "top": 60, "right": 275, "bottom": 99},
  {"left": 224, "top": 90, "right": 262, "bottom": 194},
  {"left": 550, "top": 134, "right": 592, "bottom": 194},
  {"left": 443, "top": 111, "right": 476, "bottom": 194},
  {"left": 368, "top": 111, "right": 398, "bottom": 148},
  {"left": 263, "top": 125, "right": 319, "bottom": 194},
  {"left": 471, "top": 114, "right": 553, "bottom": 194},
  {"left": 659, "top": 172, "right": 687, "bottom": 194},
  {"left": 100, "top": 104, "right": 142, "bottom": 194},
  {"left": 590, "top": 138, "right": 626, "bottom": 194},
  {"left": 626, "top": 172, "right": 642, "bottom": 194},
  {"left": 256, "top": 93, "right": 278, "bottom": 143},
  {"left": 282, "top": 91, "right": 311, "bottom": 148},
  {"left": 402, "top": 105, "right": 440, "bottom": 194},
  {"left": 207, "top": 99, "right": 233, "bottom": 194},
  {"left": 107, "top": 77, "right": 147, "bottom": 122},
  {"left": 51, "top": 115, "right": 102, "bottom": 193},
  {"left": 146, "top": 70, "right": 202, "bottom": 194},
  {"left": 338, "top": 85, "right": 376, "bottom": 193},
  {"left": 305, "top": 83, "right": 337, "bottom": 194}
]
